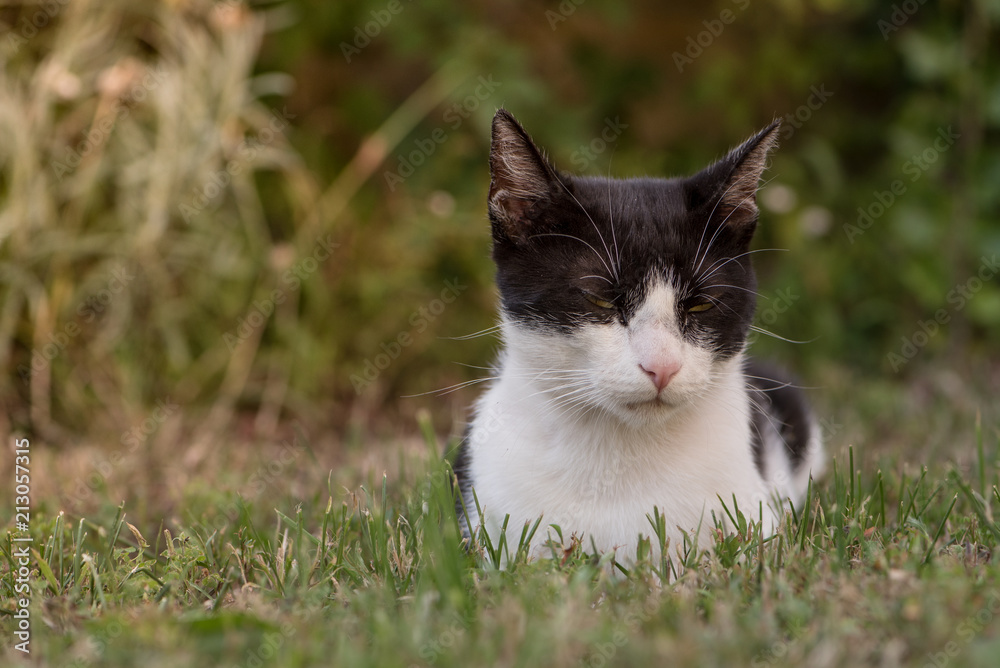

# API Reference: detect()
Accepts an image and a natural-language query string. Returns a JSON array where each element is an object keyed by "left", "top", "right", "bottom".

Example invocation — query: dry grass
[{"left": 0, "top": 0, "right": 322, "bottom": 445}]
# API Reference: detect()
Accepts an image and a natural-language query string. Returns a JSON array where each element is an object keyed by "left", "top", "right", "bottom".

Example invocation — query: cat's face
[{"left": 487, "top": 109, "right": 779, "bottom": 426}]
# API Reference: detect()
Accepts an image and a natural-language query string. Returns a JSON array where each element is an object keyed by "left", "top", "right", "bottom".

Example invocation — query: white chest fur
[{"left": 463, "top": 348, "right": 779, "bottom": 561}]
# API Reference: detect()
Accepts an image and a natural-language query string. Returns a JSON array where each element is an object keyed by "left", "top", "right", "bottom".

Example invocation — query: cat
[{"left": 452, "top": 108, "right": 824, "bottom": 562}]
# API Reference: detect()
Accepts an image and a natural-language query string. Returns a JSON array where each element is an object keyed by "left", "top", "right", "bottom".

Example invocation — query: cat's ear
[
  {"left": 488, "top": 109, "right": 561, "bottom": 243},
  {"left": 688, "top": 119, "right": 781, "bottom": 231}
]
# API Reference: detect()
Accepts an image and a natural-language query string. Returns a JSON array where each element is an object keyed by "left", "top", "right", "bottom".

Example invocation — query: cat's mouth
[{"left": 624, "top": 397, "right": 670, "bottom": 411}]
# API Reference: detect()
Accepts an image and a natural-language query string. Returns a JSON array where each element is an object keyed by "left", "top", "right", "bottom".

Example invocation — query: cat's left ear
[{"left": 687, "top": 119, "right": 781, "bottom": 231}]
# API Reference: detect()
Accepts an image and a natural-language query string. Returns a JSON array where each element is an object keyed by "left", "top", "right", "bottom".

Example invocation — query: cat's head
[{"left": 487, "top": 109, "right": 780, "bottom": 426}]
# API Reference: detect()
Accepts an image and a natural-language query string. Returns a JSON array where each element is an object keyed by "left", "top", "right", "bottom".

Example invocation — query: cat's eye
[
  {"left": 583, "top": 292, "right": 616, "bottom": 310},
  {"left": 687, "top": 301, "right": 714, "bottom": 313}
]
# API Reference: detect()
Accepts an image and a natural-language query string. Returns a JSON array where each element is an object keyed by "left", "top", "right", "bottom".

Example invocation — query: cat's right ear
[
  {"left": 488, "top": 109, "right": 561, "bottom": 243},
  {"left": 684, "top": 120, "right": 781, "bottom": 239}
]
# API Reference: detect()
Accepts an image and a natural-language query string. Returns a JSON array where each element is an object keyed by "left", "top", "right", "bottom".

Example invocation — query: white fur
[{"left": 462, "top": 281, "right": 814, "bottom": 562}]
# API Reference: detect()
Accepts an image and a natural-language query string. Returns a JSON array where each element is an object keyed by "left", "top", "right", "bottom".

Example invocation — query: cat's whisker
[
  {"left": 551, "top": 171, "right": 620, "bottom": 280},
  {"left": 534, "top": 392, "right": 594, "bottom": 423},
  {"left": 404, "top": 366, "right": 591, "bottom": 398},
  {"left": 748, "top": 325, "right": 818, "bottom": 345},
  {"left": 537, "top": 389, "right": 596, "bottom": 416},
  {"left": 738, "top": 391, "right": 799, "bottom": 455},
  {"left": 513, "top": 365, "right": 593, "bottom": 376},
  {"left": 439, "top": 325, "right": 503, "bottom": 341},
  {"left": 693, "top": 171, "right": 762, "bottom": 274},
  {"left": 548, "top": 395, "right": 608, "bottom": 426},
  {"left": 606, "top": 154, "right": 622, "bottom": 275},
  {"left": 579, "top": 274, "right": 614, "bottom": 284},
  {"left": 742, "top": 399, "right": 783, "bottom": 447},
  {"left": 743, "top": 381, "right": 796, "bottom": 394},
  {"left": 742, "top": 374, "right": 820, "bottom": 391},
  {"left": 694, "top": 172, "right": 778, "bottom": 278},
  {"left": 715, "top": 183, "right": 760, "bottom": 230},
  {"left": 465, "top": 368, "right": 595, "bottom": 383},
  {"left": 529, "top": 232, "right": 616, "bottom": 279},
  {"left": 698, "top": 283, "right": 767, "bottom": 299},
  {"left": 529, "top": 376, "right": 594, "bottom": 397},
  {"left": 693, "top": 174, "right": 753, "bottom": 275},
  {"left": 521, "top": 379, "right": 592, "bottom": 400},
  {"left": 451, "top": 362, "right": 499, "bottom": 371},
  {"left": 401, "top": 377, "right": 499, "bottom": 398},
  {"left": 558, "top": 401, "right": 607, "bottom": 432},
  {"left": 696, "top": 248, "right": 788, "bottom": 286},
  {"left": 716, "top": 173, "right": 778, "bottom": 236},
  {"left": 694, "top": 379, "right": 778, "bottom": 437},
  {"left": 700, "top": 293, "right": 740, "bottom": 317},
  {"left": 403, "top": 366, "right": 595, "bottom": 400},
  {"left": 676, "top": 388, "right": 764, "bottom": 448}
]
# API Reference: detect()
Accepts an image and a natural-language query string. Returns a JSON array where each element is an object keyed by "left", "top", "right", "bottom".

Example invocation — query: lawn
[
  {"left": 3, "top": 378, "right": 1000, "bottom": 668},
  {"left": 2, "top": 2, "right": 999, "bottom": 666}
]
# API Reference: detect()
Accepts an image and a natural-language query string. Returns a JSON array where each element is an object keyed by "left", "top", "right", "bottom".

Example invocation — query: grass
[
  {"left": 3, "top": 408, "right": 1000, "bottom": 668},
  {"left": 2, "top": 2, "right": 999, "bottom": 667}
]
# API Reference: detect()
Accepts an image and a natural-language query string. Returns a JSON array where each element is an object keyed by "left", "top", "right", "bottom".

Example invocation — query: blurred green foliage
[{"left": 1, "top": 0, "right": 998, "bottom": 442}]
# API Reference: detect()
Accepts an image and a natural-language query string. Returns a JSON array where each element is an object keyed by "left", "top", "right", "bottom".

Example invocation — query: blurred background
[{"left": 1, "top": 0, "right": 998, "bottom": 487}]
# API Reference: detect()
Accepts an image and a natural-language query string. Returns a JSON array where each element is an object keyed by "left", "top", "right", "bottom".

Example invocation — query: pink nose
[{"left": 640, "top": 360, "right": 681, "bottom": 392}]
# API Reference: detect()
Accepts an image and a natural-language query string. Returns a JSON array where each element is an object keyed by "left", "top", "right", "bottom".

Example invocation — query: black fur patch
[
  {"left": 451, "top": 425, "right": 474, "bottom": 528},
  {"left": 745, "top": 359, "right": 814, "bottom": 474}
]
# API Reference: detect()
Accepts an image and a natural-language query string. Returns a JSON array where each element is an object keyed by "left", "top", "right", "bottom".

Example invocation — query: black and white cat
[{"left": 453, "top": 109, "right": 823, "bottom": 560}]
